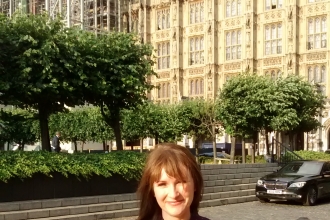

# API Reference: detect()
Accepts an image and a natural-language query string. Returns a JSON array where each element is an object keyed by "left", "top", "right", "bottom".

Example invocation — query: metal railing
[{"left": 272, "top": 137, "right": 303, "bottom": 166}]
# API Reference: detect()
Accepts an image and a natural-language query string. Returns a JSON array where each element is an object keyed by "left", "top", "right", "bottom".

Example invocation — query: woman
[{"left": 137, "top": 143, "right": 210, "bottom": 220}]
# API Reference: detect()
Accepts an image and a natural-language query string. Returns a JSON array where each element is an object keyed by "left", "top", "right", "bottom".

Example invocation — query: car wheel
[
  {"left": 303, "top": 186, "right": 317, "bottom": 206},
  {"left": 258, "top": 198, "right": 270, "bottom": 203}
]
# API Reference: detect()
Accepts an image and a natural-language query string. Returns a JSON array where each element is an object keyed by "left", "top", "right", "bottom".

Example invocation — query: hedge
[{"left": 0, "top": 151, "right": 146, "bottom": 183}]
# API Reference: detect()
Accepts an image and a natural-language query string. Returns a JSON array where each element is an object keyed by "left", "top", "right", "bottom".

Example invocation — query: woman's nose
[{"left": 168, "top": 184, "right": 179, "bottom": 198}]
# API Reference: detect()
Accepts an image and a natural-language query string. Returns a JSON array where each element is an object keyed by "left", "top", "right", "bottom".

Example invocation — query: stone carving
[
  {"left": 246, "top": 13, "right": 251, "bottom": 29},
  {"left": 225, "top": 18, "right": 241, "bottom": 27},
  {"left": 189, "top": 24, "right": 204, "bottom": 33},
  {"left": 155, "top": 30, "right": 170, "bottom": 39},
  {"left": 306, "top": 52, "right": 327, "bottom": 61},
  {"left": 288, "top": 5, "right": 293, "bottom": 20},
  {"left": 288, "top": 21, "right": 293, "bottom": 40},
  {"left": 224, "top": 62, "right": 241, "bottom": 71},
  {"left": 246, "top": 31, "right": 251, "bottom": 47},
  {"left": 189, "top": 68, "right": 204, "bottom": 75},
  {"left": 152, "top": 2, "right": 171, "bottom": 9},
  {"left": 173, "top": 5, "right": 177, "bottom": 21},
  {"left": 307, "top": 3, "right": 326, "bottom": 14},
  {"left": 157, "top": 71, "right": 170, "bottom": 78},
  {"left": 287, "top": 54, "right": 293, "bottom": 70},
  {"left": 263, "top": 57, "right": 282, "bottom": 66},
  {"left": 247, "top": 0, "right": 251, "bottom": 11}
]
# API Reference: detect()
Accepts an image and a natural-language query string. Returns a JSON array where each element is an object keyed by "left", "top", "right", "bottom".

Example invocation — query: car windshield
[{"left": 278, "top": 162, "right": 323, "bottom": 175}]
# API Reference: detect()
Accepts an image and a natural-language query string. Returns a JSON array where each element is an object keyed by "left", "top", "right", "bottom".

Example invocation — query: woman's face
[{"left": 153, "top": 168, "right": 195, "bottom": 220}]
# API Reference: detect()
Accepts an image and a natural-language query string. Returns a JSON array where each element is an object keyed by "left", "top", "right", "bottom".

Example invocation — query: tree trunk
[
  {"left": 112, "top": 116, "right": 123, "bottom": 150},
  {"left": 155, "top": 135, "right": 159, "bottom": 145},
  {"left": 265, "top": 131, "right": 270, "bottom": 155},
  {"left": 140, "top": 138, "right": 143, "bottom": 153},
  {"left": 74, "top": 140, "right": 78, "bottom": 152},
  {"left": 242, "top": 138, "right": 246, "bottom": 164},
  {"left": 212, "top": 126, "right": 217, "bottom": 164},
  {"left": 230, "top": 136, "right": 236, "bottom": 164},
  {"left": 38, "top": 105, "right": 51, "bottom": 151}
]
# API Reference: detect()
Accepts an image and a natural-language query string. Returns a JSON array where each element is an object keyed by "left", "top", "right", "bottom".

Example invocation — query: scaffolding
[{"left": 0, "top": 0, "right": 127, "bottom": 32}]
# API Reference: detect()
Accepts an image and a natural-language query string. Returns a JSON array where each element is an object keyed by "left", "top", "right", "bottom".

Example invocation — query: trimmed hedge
[
  {"left": 0, "top": 151, "right": 146, "bottom": 182},
  {"left": 294, "top": 150, "right": 330, "bottom": 161}
]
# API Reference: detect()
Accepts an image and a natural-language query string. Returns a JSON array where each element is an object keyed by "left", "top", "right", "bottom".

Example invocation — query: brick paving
[{"left": 114, "top": 199, "right": 330, "bottom": 220}]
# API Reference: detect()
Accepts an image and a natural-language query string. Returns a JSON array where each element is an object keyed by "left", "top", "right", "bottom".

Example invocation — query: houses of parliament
[{"left": 1, "top": 0, "right": 330, "bottom": 152}]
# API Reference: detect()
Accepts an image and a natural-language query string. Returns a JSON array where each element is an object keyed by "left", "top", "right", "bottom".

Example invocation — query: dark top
[
  {"left": 52, "top": 136, "right": 60, "bottom": 148},
  {"left": 161, "top": 214, "right": 210, "bottom": 220}
]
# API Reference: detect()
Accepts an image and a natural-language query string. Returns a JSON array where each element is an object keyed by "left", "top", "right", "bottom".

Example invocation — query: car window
[
  {"left": 323, "top": 163, "right": 330, "bottom": 172},
  {"left": 279, "top": 162, "right": 323, "bottom": 175}
]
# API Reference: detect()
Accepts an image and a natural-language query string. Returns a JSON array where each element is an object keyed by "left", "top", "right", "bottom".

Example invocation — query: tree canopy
[{"left": 0, "top": 13, "right": 86, "bottom": 151}]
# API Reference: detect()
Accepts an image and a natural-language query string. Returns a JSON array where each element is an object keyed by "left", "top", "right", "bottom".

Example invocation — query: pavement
[{"left": 114, "top": 199, "right": 330, "bottom": 220}]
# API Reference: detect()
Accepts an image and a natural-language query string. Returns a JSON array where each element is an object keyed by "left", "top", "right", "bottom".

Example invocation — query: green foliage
[
  {"left": 0, "top": 108, "right": 39, "bottom": 148},
  {"left": 216, "top": 74, "right": 275, "bottom": 137},
  {"left": 0, "top": 13, "right": 87, "bottom": 150},
  {"left": 0, "top": 151, "right": 146, "bottom": 182},
  {"left": 294, "top": 150, "right": 330, "bottom": 161},
  {"left": 49, "top": 107, "right": 113, "bottom": 146},
  {"left": 178, "top": 100, "right": 220, "bottom": 141},
  {"left": 78, "top": 31, "right": 157, "bottom": 150},
  {"left": 217, "top": 74, "right": 325, "bottom": 137}
]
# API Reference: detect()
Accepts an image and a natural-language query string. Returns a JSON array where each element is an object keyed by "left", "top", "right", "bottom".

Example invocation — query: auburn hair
[{"left": 137, "top": 143, "right": 204, "bottom": 220}]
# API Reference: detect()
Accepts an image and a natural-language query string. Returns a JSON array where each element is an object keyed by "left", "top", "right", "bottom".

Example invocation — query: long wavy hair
[{"left": 137, "top": 143, "right": 204, "bottom": 220}]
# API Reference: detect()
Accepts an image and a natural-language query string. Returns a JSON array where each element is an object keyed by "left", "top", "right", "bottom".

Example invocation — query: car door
[{"left": 322, "top": 162, "right": 330, "bottom": 196}]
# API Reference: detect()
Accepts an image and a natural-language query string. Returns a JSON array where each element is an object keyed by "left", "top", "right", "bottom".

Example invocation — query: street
[{"left": 114, "top": 199, "right": 330, "bottom": 220}]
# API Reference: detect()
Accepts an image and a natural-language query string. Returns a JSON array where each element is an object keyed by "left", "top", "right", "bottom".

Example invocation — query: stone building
[
  {"left": 126, "top": 0, "right": 330, "bottom": 152},
  {"left": 1, "top": 0, "right": 330, "bottom": 152}
]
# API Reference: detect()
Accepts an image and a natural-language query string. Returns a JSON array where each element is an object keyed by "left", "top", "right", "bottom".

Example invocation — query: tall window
[
  {"left": 308, "top": 65, "right": 326, "bottom": 83},
  {"left": 226, "top": 30, "right": 241, "bottom": 60},
  {"left": 265, "top": 70, "right": 282, "bottom": 80},
  {"left": 158, "top": 82, "right": 171, "bottom": 98},
  {"left": 189, "top": 36, "right": 204, "bottom": 65},
  {"left": 190, "top": 78, "right": 204, "bottom": 95},
  {"left": 157, "top": 42, "right": 170, "bottom": 70},
  {"left": 226, "top": 0, "right": 241, "bottom": 17},
  {"left": 157, "top": 8, "right": 170, "bottom": 30},
  {"left": 190, "top": 1, "right": 204, "bottom": 24},
  {"left": 265, "top": 0, "right": 283, "bottom": 10},
  {"left": 307, "top": 17, "right": 327, "bottom": 50},
  {"left": 265, "top": 23, "right": 282, "bottom": 55}
]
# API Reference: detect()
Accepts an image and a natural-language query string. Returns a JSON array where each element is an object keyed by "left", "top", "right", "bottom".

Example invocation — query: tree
[
  {"left": 0, "top": 14, "right": 86, "bottom": 151},
  {"left": 216, "top": 74, "right": 276, "bottom": 163},
  {"left": 271, "top": 75, "right": 325, "bottom": 148},
  {"left": 49, "top": 107, "right": 114, "bottom": 152},
  {"left": 178, "top": 100, "right": 222, "bottom": 163},
  {"left": 78, "top": 32, "right": 156, "bottom": 150},
  {"left": 122, "top": 102, "right": 185, "bottom": 150},
  {"left": 0, "top": 108, "right": 39, "bottom": 150}
]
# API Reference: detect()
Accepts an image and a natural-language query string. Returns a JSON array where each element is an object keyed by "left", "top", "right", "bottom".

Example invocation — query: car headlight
[
  {"left": 257, "top": 180, "right": 264, "bottom": 185},
  {"left": 288, "top": 182, "right": 306, "bottom": 188}
]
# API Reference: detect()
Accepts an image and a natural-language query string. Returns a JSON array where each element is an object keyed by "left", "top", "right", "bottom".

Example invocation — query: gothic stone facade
[{"left": 126, "top": 0, "right": 330, "bottom": 152}]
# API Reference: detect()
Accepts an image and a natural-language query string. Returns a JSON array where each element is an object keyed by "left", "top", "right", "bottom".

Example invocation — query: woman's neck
[{"left": 162, "top": 211, "right": 191, "bottom": 220}]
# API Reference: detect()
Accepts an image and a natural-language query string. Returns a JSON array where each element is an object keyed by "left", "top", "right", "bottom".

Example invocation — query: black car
[{"left": 255, "top": 160, "right": 330, "bottom": 206}]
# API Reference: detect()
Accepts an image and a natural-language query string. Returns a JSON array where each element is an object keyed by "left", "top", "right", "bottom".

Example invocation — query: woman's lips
[{"left": 166, "top": 200, "right": 184, "bottom": 206}]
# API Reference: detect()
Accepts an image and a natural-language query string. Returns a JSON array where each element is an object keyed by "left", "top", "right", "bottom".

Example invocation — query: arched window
[
  {"left": 190, "top": 80, "right": 194, "bottom": 95},
  {"left": 162, "top": 83, "right": 166, "bottom": 98},
  {"left": 321, "top": 66, "right": 326, "bottom": 83},
  {"left": 200, "top": 79, "right": 204, "bottom": 93},
  {"left": 314, "top": 66, "right": 319, "bottom": 83},
  {"left": 308, "top": 67, "right": 313, "bottom": 82},
  {"left": 167, "top": 83, "right": 171, "bottom": 97},
  {"left": 308, "top": 16, "right": 327, "bottom": 50},
  {"left": 195, "top": 79, "right": 199, "bottom": 94},
  {"left": 271, "top": 70, "right": 276, "bottom": 80}
]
